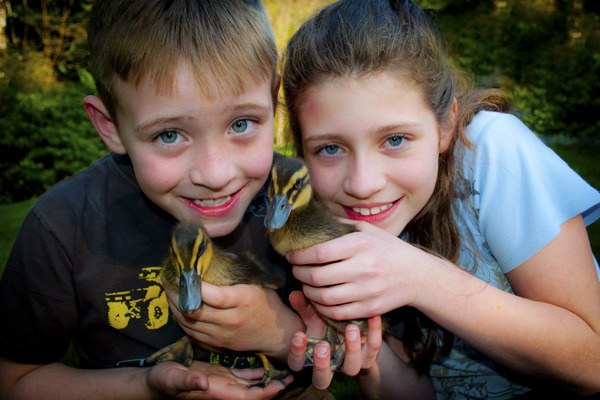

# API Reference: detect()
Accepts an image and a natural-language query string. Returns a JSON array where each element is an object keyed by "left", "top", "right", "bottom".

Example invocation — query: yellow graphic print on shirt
[{"left": 105, "top": 266, "right": 169, "bottom": 330}]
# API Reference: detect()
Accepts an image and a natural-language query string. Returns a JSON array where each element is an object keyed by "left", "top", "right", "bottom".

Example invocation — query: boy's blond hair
[{"left": 88, "top": 0, "right": 277, "bottom": 122}]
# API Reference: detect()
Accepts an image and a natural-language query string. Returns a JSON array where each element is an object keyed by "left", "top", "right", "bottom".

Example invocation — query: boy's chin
[{"left": 178, "top": 215, "right": 242, "bottom": 239}]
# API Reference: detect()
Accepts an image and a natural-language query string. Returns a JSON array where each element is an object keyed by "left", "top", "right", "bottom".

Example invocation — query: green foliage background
[{"left": 1, "top": 0, "right": 598, "bottom": 204}]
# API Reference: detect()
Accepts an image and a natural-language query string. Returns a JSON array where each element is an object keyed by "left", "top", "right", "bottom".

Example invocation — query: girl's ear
[
  {"left": 83, "top": 95, "right": 127, "bottom": 154},
  {"left": 439, "top": 97, "right": 458, "bottom": 153}
]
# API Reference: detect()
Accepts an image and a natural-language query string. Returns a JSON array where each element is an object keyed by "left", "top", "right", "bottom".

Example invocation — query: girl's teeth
[
  {"left": 194, "top": 195, "right": 231, "bottom": 207},
  {"left": 352, "top": 203, "right": 392, "bottom": 216}
]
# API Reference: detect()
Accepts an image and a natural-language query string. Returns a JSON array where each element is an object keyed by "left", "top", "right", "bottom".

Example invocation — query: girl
[{"left": 281, "top": 0, "right": 600, "bottom": 398}]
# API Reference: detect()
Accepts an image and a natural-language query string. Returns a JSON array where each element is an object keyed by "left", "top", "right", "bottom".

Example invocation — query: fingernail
[
  {"left": 316, "top": 344, "right": 328, "bottom": 356},
  {"left": 347, "top": 328, "right": 359, "bottom": 341},
  {"left": 292, "top": 335, "right": 304, "bottom": 346}
]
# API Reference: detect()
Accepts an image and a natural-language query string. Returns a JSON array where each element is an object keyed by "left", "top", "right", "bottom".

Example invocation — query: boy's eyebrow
[
  {"left": 135, "top": 102, "right": 272, "bottom": 133},
  {"left": 135, "top": 116, "right": 191, "bottom": 133},
  {"left": 224, "top": 101, "right": 273, "bottom": 114}
]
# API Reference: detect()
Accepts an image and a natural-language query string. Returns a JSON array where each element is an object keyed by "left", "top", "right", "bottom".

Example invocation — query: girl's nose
[{"left": 342, "top": 155, "right": 386, "bottom": 199}]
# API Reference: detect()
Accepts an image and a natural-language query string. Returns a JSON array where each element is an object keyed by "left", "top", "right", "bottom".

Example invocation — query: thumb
[
  {"left": 289, "top": 291, "right": 312, "bottom": 317},
  {"left": 181, "top": 371, "right": 209, "bottom": 392}
]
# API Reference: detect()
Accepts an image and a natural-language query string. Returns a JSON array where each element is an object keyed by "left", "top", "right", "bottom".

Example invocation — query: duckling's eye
[
  {"left": 294, "top": 178, "right": 303, "bottom": 190},
  {"left": 158, "top": 130, "right": 180, "bottom": 144}
]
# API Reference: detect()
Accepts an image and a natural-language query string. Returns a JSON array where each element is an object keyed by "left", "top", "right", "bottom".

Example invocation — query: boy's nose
[{"left": 189, "top": 143, "right": 236, "bottom": 189}]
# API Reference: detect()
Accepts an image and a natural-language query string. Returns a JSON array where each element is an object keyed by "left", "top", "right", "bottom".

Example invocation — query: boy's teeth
[
  {"left": 194, "top": 195, "right": 231, "bottom": 207},
  {"left": 352, "top": 203, "right": 392, "bottom": 216}
]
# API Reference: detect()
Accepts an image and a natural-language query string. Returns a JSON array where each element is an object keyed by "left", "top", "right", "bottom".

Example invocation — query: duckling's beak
[
  {"left": 265, "top": 194, "right": 292, "bottom": 230},
  {"left": 178, "top": 268, "right": 202, "bottom": 313}
]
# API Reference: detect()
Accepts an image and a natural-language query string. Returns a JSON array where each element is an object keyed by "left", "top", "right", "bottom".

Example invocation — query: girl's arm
[
  {"left": 356, "top": 335, "right": 434, "bottom": 400},
  {"left": 290, "top": 216, "right": 600, "bottom": 394}
]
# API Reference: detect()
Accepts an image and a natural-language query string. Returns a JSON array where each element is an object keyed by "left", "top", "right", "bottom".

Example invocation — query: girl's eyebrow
[
  {"left": 303, "top": 123, "right": 423, "bottom": 142},
  {"left": 302, "top": 133, "right": 343, "bottom": 144}
]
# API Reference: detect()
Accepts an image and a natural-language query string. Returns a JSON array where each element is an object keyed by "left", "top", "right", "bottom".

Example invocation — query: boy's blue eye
[
  {"left": 231, "top": 119, "right": 249, "bottom": 134},
  {"left": 158, "top": 130, "right": 179, "bottom": 144},
  {"left": 387, "top": 135, "right": 404, "bottom": 147}
]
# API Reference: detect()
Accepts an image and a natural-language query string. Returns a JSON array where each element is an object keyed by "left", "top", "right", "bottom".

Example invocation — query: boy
[{"left": 0, "top": 1, "right": 303, "bottom": 398}]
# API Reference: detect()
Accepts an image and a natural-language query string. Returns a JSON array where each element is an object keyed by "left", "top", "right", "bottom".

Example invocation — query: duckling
[
  {"left": 264, "top": 157, "right": 367, "bottom": 370},
  {"left": 146, "top": 221, "right": 288, "bottom": 386}
]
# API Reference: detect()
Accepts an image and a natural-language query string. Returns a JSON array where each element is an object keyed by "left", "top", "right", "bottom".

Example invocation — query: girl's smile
[{"left": 342, "top": 200, "right": 400, "bottom": 223}]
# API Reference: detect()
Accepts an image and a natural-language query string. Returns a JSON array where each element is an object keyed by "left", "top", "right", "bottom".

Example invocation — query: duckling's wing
[{"left": 229, "top": 251, "right": 286, "bottom": 289}]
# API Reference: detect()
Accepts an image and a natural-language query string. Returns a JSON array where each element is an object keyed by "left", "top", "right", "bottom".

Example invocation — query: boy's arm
[
  {"left": 0, "top": 357, "right": 291, "bottom": 399},
  {"left": 167, "top": 283, "right": 305, "bottom": 361}
]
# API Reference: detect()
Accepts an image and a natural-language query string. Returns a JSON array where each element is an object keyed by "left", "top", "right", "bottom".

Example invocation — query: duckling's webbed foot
[
  {"left": 251, "top": 352, "right": 289, "bottom": 387},
  {"left": 144, "top": 335, "right": 194, "bottom": 367},
  {"left": 303, "top": 326, "right": 346, "bottom": 370}
]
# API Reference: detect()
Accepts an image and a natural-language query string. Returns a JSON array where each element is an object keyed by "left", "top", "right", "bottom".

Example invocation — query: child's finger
[
  {"left": 312, "top": 341, "right": 334, "bottom": 390},
  {"left": 287, "top": 332, "right": 308, "bottom": 371},
  {"left": 362, "top": 316, "right": 382, "bottom": 369},
  {"left": 340, "top": 324, "right": 362, "bottom": 376},
  {"left": 289, "top": 291, "right": 317, "bottom": 321}
]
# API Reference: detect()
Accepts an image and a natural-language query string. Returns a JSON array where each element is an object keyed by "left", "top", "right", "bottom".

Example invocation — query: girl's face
[{"left": 298, "top": 72, "right": 454, "bottom": 236}]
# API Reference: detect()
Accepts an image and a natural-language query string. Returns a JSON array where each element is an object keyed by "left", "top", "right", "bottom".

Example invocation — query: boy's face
[
  {"left": 297, "top": 72, "right": 453, "bottom": 237},
  {"left": 111, "top": 61, "right": 275, "bottom": 237}
]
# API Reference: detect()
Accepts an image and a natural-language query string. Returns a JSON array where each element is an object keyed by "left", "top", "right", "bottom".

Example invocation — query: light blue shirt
[{"left": 430, "top": 111, "right": 600, "bottom": 399}]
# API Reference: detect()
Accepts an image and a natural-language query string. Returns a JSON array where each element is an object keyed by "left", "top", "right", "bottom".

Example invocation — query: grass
[{"left": 0, "top": 198, "right": 35, "bottom": 270}]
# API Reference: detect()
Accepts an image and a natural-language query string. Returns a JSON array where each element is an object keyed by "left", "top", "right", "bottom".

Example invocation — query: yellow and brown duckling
[
  {"left": 264, "top": 157, "right": 368, "bottom": 370},
  {"left": 146, "top": 221, "right": 287, "bottom": 386}
]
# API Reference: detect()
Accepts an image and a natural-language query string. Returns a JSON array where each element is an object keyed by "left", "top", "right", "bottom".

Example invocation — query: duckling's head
[
  {"left": 167, "top": 222, "right": 214, "bottom": 313},
  {"left": 265, "top": 158, "right": 312, "bottom": 230}
]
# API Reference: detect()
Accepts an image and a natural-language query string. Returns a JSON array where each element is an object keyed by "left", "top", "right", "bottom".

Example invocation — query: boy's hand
[
  {"left": 166, "top": 283, "right": 304, "bottom": 360},
  {"left": 147, "top": 360, "right": 292, "bottom": 399}
]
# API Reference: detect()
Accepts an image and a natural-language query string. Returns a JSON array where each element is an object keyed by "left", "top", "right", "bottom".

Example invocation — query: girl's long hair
[{"left": 282, "top": 0, "right": 510, "bottom": 373}]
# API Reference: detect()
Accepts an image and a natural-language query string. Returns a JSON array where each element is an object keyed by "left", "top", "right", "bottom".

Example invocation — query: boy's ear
[
  {"left": 83, "top": 95, "right": 127, "bottom": 154},
  {"left": 439, "top": 97, "right": 458, "bottom": 153},
  {"left": 271, "top": 73, "right": 281, "bottom": 115}
]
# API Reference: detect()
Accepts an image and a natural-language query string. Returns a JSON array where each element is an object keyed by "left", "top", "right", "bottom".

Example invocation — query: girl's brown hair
[{"left": 282, "top": 0, "right": 510, "bottom": 373}]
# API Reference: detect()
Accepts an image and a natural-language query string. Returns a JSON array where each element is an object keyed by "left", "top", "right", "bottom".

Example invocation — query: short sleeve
[
  {"left": 467, "top": 111, "right": 600, "bottom": 272},
  {"left": 0, "top": 208, "right": 77, "bottom": 364}
]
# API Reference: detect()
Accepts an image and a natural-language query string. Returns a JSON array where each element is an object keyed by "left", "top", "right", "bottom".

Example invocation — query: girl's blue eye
[
  {"left": 323, "top": 144, "right": 340, "bottom": 155},
  {"left": 387, "top": 135, "right": 404, "bottom": 147},
  {"left": 158, "top": 130, "right": 179, "bottom": 144},
  {"left": 231, "top": 119, "right": 249, "bottom": 134}
]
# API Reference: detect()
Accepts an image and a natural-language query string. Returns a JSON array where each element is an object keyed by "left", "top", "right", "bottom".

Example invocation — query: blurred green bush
[{"left": 0, "top": 50, "right": 106, "bottom": 204}]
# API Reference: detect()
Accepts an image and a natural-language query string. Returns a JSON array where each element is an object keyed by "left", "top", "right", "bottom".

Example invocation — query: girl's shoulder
[{"left": 466, "top": 110, "right": 534, "bottom": 147}]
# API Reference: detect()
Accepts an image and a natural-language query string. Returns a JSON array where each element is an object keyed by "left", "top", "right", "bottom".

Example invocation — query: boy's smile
[
  {"left": 106, "top": 60, "right": 276, "bottom": 237},
  {"left": 298, "top": 72, "right": 454, "bottom": 236}
]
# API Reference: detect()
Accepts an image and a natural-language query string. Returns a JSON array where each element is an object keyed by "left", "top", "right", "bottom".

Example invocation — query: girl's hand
[
  {"left": 287, "top": 291, "right": 382, "bottom": 390},
  {"left": 147, "top": 360, "right": 293, "bottom": 399},
  {"left": 289, "top": 222, "right": 429, "bottom": 321},
  {"left": 165, "top": 283, "right": 304, "bottom": 360}
]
